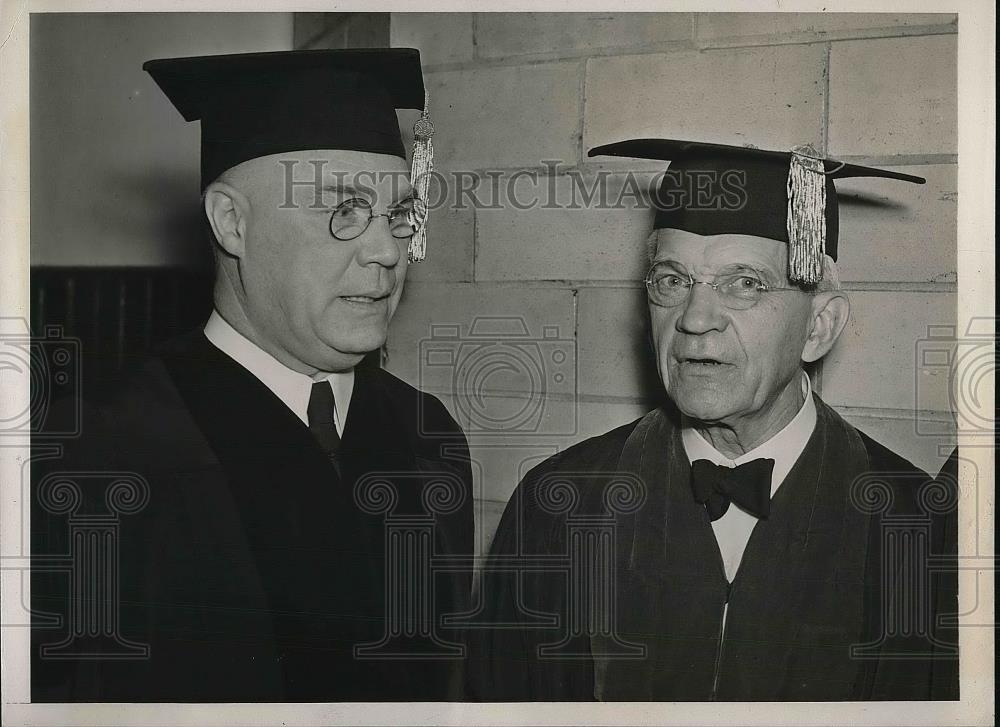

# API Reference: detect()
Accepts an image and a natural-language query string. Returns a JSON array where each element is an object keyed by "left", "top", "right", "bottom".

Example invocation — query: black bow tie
[{"left": 690, "top": 458, "right": 775, "bottom": 521}]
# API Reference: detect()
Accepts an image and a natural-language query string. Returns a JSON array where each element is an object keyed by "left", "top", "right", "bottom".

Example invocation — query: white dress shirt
[
  {"left": 681, "top": 373, "right": 817, "bottom": 583},
  {"left": 204, "top": 311, "right": 354, "bottom": 437}
]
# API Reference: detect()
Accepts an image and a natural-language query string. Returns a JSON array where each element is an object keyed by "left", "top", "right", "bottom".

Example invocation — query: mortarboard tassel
[
  {"left": 407, "top": 92, "right": 434, "bottom": 263},
  {"left": 786, "top": 145, "right": 826, "bottom": 284}
]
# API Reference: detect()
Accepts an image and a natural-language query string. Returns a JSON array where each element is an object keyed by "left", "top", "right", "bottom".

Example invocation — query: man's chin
[
  {"left": 670, "top": 393, "right": 741, "bottom": 425},
  {"left": 299, "top": 334, "right": 383, "bottom": 372},
  {"left": 323, "top": 334, "right": 386, "bottom": 359}
]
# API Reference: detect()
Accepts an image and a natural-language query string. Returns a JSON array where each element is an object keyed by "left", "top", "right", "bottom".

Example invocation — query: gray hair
[
  {"left": 645, "top": 229, "right": 842, "bottom": 292},
  {"left": 815, "top": 254, "right": 842, "bottom": 292},
  {"left": 644, "top": 229, "right": 661, "bottom": 265}
]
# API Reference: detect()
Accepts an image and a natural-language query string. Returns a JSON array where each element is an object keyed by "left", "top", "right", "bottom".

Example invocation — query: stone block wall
[{"left": 385, "top": 12, "right": 958, "bottom": 553}]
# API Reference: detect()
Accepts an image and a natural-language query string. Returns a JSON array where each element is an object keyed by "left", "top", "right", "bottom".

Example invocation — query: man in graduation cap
[
  {"left": 32, "top": 49, "right": 472, "bottom": 702},
  {"left": 470, "top": 139, "right": 958, "bottom": 701}
]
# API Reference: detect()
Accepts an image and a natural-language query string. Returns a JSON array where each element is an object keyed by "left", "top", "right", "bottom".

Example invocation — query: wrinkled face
[
  {"left": 234, "top": 150, "right": 412, "bottom": 372},
  {"left": 648, "top": 229, "right": 815, "bottom": 426}
]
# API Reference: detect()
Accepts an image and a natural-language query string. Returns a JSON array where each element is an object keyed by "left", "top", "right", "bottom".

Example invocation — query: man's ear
[
  {"left": 801, "top": 291, "right": 850, "bottom": 364},
  {"left": 204, "top": 181, "right": 250, "bottom": 258}
]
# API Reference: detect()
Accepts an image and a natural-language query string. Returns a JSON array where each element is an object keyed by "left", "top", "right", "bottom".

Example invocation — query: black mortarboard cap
[
  {"left": 144, "top": 48, "right": 426, "bottom": 189},
  {"left": 588, "top": 138, "right": 925, "bottom": 283}
]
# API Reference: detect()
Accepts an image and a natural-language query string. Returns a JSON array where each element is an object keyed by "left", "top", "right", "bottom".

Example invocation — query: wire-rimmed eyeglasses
[
  {"left": 644, "top": 262, "right": 804, "bottom": 310},
  {"left": 329, "top": 197, "right": 426, "bottom": 241}
]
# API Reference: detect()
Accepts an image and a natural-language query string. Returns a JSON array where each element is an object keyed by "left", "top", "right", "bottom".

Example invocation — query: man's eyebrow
[
  {"left": 651, "top": 260, "right": 781, "bottom": 280},
  {"left": 320, "top": 184, "right": 362, "bottom": 197},
  {"left": 319, "top": 184, "right": 415, "bottom": 205},
  {"left": 716, "top": 263, "right": 770, "bottom": 275},
  {"left": 652, "top": 258, "right": 687, "bottom": 268},
  {"left": 716, "top": 263, "right": 787, "bottom": 286}
]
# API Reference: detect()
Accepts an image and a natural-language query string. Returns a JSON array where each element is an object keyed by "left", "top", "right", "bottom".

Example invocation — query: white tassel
[
  {"left": 786, "top": 146, "right": 826, "bottom": 284},
  {"left": 408, "top": 91, "right": 434, "bottom": 263}
]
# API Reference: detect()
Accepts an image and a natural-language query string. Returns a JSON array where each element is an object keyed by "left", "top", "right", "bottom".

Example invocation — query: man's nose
[
  {"left": 676, "top": 282, "right": 729, "bottom": 334},
  {"left": 356, "top": 217, "right": 402, "bottom": 268}
]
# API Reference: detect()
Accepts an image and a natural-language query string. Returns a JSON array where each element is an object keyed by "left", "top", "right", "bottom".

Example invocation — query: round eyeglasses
[
  {"left": 644, "top": 262, "right": 803, "bottom": 310},
  {"left": 329, "top": 197, "right": 426, "bottom": 241}
]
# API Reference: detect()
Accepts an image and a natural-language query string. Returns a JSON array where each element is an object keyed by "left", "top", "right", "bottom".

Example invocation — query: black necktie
[
  {"left": 307, "top": 381, "right": 340, "bottom": 458},
  {"left": 690, "top": 458, "right": 775, "bottom": 521}
]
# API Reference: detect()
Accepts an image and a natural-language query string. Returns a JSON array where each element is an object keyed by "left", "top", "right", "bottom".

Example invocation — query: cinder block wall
[{"left": 384, "top": 13, "right": 958, "bottom": 553}]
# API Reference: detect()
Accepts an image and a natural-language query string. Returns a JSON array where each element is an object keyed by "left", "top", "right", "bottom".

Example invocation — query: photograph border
[{"left": 1, "top": 0, "right": 993, "bottom": 724}]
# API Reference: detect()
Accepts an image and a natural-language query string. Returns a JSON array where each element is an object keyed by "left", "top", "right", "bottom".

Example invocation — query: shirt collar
[
  {"left": 203, "top": 310, "right": 354, "bottom": 435},
  {"left": 680, "top": 373, "right": 817, "bottom": 497}
]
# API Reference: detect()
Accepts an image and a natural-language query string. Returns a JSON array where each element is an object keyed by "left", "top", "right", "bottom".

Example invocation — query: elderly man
[
  {"left": 471, "top": 139, "right": 957, "bottom": 701},
  {"left": 32, "top": 49, "right": 472, "bottom": 702}
]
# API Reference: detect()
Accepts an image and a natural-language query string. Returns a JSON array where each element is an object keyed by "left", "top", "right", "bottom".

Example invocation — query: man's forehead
[
  {"left": 264, "top": 149, "right": 410, "bottom": 176},
  {"left": 234, "top": 149, "right": 412, "bottom": 199},
  {"left": 652, "top": 229, "right": 787, "bottom": 272}
]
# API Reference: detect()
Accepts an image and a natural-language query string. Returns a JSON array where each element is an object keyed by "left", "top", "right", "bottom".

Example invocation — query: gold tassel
[
  {"left": 786, "top": 145, "right": 826, "bottom": 284},
  {"left": 408, "top": 91, "right": 434, "bottom": 263}
]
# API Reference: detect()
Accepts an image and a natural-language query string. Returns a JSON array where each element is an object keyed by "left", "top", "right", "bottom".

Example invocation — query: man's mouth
[
  {"left": 341, "top": 292, "right": 390, "bottom": 305},
  {"left": 678, "top": 356, "right": 730, "bottom": 368}
]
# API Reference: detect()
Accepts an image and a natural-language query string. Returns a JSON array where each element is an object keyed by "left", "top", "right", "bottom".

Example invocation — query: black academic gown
[
  {"left": 469, "top": 397, "right": 958, "bottom": 701},
  {"left": 32, "top": 331, "right": 473, "bottom": 702}
]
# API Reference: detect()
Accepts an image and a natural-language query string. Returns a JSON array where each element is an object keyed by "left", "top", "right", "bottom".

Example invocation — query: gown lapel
[
  {"left": 596, "top": 407, "right": 730, "bottom": 700},
  {"left": 717, "top": 398, "right": 872, "bottom": 699},
  {"left": 594, "top": 398, "right": 875, "bottom": 701}
]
